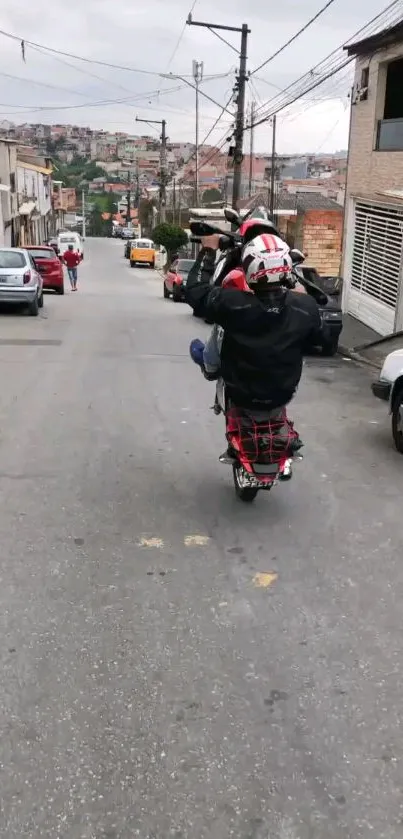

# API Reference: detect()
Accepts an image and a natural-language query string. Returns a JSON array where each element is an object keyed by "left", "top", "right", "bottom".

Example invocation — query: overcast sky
[{"left": 0, "top": 0, "right": 398, "bottom": 155}]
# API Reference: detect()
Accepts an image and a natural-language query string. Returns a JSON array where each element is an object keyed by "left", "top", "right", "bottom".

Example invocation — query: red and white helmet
[{"left": 242, "top": 233, "right": 292, "bottom": 288}]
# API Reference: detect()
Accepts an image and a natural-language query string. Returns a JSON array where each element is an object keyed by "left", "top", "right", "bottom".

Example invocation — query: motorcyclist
[{"left": 185, "top": 233, "right": 325, "bottom": 457}]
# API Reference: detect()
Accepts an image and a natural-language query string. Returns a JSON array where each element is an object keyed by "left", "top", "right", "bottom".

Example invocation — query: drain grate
[{"left": 0, "top": 339, "right": 62, "bottom": 346}]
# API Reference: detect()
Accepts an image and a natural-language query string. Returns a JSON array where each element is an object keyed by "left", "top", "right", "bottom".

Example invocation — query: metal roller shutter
[{"left": 348, "top": 200, "right": 403, "bottom": 335}]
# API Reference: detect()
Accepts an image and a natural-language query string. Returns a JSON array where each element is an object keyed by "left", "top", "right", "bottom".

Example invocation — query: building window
[
  {"left": 376, "top": 58, "right": 403, "bottom": 151},
  {"left": 384, "top": 58, "right": 403, "bottom": 119}
]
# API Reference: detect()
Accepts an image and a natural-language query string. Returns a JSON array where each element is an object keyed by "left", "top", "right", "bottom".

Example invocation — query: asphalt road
[{"left": 0, "top": 237, "right": 402, "bottom": 839}]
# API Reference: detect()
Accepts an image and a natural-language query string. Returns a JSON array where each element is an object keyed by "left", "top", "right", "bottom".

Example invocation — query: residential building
[
  {"left": 17, "top": 152, "right": 53, "bottom": 245},
  {"left": 342, "top": 21, "right": 403, "bottom": 335},
  {"left": 52, "top": 184, "right": 76, "bottom": 231},
  {"left": 52, "top": 181, "right": 65, "bottom": 232},
  {"left": 0, "top": 138, "right": 18, "bottom": 246}
]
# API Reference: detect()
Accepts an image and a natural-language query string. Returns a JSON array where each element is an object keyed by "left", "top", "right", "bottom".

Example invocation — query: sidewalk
[
  {"left": 339, "top": 314, "right": 381, "bottom": 352},
  {"left": 339, "top": 314, "right": 403, "bottom": 369}
]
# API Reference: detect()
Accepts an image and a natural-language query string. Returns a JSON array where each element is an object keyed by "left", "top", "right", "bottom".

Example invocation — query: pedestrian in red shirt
[{"left": 62, "top": 244, "right": 81, "bottom": 291}]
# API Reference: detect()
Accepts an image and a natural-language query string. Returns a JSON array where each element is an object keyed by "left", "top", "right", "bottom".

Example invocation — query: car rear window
[
  {"left": 59, "top": 237, "right": 77, "bottom": 244},
  {"left": 177, "top": 259, "right": 195, "bottom": 272},
  {"left": 28, "top": 248, "right": 56, "bottom": 259},
  {"left": 135, "top": 241, "right": 151, "bottom": 249},
  {"left": 0, "top": 251, "right": 26, "bottom": 268}
]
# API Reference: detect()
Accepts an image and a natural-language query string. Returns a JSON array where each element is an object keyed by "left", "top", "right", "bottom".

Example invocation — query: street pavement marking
[
  {"left": 184, "top": 534, "right": 210, "bottom": 547},
  {"left": 253, "top": 571, "right": 278, "bottom": 588},
  {"left": 139, "top": 536, "right": 164, "bottom": 548}
]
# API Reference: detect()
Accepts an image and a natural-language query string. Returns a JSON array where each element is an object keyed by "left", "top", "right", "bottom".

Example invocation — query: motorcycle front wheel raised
[{"left": 232, "top": 464, "right": 258, "bottom": 503}]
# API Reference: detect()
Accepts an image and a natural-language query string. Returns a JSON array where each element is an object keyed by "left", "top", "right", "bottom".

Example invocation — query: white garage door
[{"left": 348, "top": 200, "right": 403, "bottom": 335}]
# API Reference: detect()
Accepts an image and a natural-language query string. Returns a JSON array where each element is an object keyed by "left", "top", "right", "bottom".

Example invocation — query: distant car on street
[
  {"left": 57, "top": 231, "right": 84, "bottom": 261},
  {"left": 164, "top": 258, "right": 196, "bottom": 302},
  {"left": 0, "top": 247, "right": 43, "bottom": 316},
  {"left": 298, "top": 267, "right": 343, "bottom": 356},
  {"left": 129, "top": 238, "right": 156, "bottom": 268},
  {"left": 28, "top": 245, "right": 64, "bottom": 295},
  {"left": 121, "top": 228, "right": 134, "bottom": 240},
  {"left": 46, "top": 237, "right": 60, "bottom": 256}
]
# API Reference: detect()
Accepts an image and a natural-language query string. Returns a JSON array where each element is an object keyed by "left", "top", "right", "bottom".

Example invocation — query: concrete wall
[{"left": 301, "top": 209, "right": 343, "bottom": 275}]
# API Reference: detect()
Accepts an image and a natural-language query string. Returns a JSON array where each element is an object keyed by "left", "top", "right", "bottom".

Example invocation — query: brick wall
[
  {"left": 301, "top": 209, "right": 343, "bottom": 275},
  {"left": 347, "top": 43, "right": 403, "bottom": 197}
]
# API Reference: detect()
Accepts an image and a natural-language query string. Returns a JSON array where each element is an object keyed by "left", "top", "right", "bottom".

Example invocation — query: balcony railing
[{"left": 377, "top": 118, "right": 403, "bottom": 151}]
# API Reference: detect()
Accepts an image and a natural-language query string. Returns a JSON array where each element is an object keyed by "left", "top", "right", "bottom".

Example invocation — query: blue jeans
[{"left": 67, "top": 267, "right": 78, "bottom": 286}]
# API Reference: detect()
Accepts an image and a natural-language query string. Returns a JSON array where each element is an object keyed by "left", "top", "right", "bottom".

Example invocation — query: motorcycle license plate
[{"left": 241, "top": 471, "right": 277, "bottom": 488}]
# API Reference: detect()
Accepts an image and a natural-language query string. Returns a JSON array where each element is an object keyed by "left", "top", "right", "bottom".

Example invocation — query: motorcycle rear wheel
[{"left": 232, "top": 465, "right": 258, "bottom": 503}]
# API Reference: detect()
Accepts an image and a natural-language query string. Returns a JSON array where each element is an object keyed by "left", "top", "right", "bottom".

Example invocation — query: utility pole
[
  {"left": 172, "top": 178, "right": 176, "bottom": 223},
  {"left": 160, "top": 119, "right": 167, "bottom": 222},
  {"left": 269, "top": 114, "right": 277, "bottom": 219},
  {"left": 248, "top": 100, "right": 255, "bottom": 198},
  {"left": 126, "top": 169, "right": 131, "bottom": 228},
  {"left": 187, "top": 15, "right": 250, "bottom": 211},
  {"left": 136, "top": 116, "right": 167, "bottom": 222},
  {"left": 192, "top": 60, "right": 203, "bottom": 207},
  {"left": 81, "top": 189, "right": 86, "bottom": 239},
  {"left": 135, "top": 158, "right": 140, "bottom": 208}
]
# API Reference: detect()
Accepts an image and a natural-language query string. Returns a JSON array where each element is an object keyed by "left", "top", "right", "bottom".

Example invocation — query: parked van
[
  {"left": 57, "top": 232, "right": 84, "bottom": 260},
  {"left": 129, "top": 238, "right": 155, "bottom": 268}
]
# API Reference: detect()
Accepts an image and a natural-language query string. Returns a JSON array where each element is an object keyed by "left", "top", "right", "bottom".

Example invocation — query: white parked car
[
  {"left": 372, "top": 349, "right": 403, "bottom": 452},
  {"left": 0, "top": 247, "right": 43, "bottom": 316},
  {"left": 57, "top": 231, "right": 84, "bottom": 260}
]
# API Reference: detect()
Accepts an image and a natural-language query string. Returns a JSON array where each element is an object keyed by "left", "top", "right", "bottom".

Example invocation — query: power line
[
  {"left": 184, "top": 92, "right": 235, "bottom": 169},
  {"left": 164, "top": 0, "right": 199, "bottom": 72},
  {"left": 0, "top": 28, "right": 200, "bottom": 78},
  {"left": 0, "top": 84, "right": 189, "bottom": 117},
  {"left": 250, "top": 0, "right": 337, "bottom": 77},
  {"left": 29, "top": 44, "right": 139, "bottom": 96},
  {"left": 0, "top": 69, "right": 111, "bottom": 99},
  {"left": 249, "top": 0, "right": 403, "bottom": 128},
  {"left": 253, "top": 0, "right": 402, "bottom": 119}
]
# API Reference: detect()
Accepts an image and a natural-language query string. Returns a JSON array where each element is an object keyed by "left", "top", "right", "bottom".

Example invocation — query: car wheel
[
  {"left": 322, "top": 339, "right": 338, "bottom": 357},
  {"left": 150, "top": 262, "right": 155, "bottom": 269},
  {"left": 38, "top": 291, "right": 44, "bottom": 309},
  {"left": 58, "top": 284, "right": 65, "bottom": 295},
  {"left": 130, "top": 260, "right": 135, "bottom": 267},
  {"left": 163, "top": 282, "right": 170, "bottom": 299},
  {"left": 172, "top": 287, "right": 181, "bottom": 302},
  {"left": 392, "top": 386, "right": 403, "bottom": 453},
  {"left": 28, "top": 295, "right": 39, "bottom": 316}
]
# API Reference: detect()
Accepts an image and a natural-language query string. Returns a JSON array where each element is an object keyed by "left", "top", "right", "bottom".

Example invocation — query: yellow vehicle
[{"left": 129, "top": 238, "right": 156, "bottom": 269}]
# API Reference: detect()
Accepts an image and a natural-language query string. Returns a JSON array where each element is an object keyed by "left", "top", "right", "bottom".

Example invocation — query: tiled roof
[
  {"left": 288, "top": 191, "right": 342, "bottom": 211},
  {"left": 239, "top": 190, "right": 342, "bottom": 212}
]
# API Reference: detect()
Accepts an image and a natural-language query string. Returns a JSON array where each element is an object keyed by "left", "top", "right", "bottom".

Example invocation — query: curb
[{"left": 338, "top": 344, "right": 381, "bottom": 370}]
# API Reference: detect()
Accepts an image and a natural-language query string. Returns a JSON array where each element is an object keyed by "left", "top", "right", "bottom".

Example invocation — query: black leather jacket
[{"left": 185, "top": 248, "right": 324, "bottom": 409}]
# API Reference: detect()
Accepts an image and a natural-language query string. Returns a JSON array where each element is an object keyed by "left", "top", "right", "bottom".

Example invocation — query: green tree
[
  {"left": 202, "top": 187, "right": 223, "bottom": 205},
  {"left": 104, "top": 193, "right": 117, "bottom": 237},
  {"left": 88, "top": 207, "right": 104, "bottom": 237},
  {"left": 152, "top": 223, "right": 188, "bottom": 265}
]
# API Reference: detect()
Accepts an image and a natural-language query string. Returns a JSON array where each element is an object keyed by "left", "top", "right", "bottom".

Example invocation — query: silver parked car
[{"left": 0, "top": 247, "right": 44, "bottom": 316}]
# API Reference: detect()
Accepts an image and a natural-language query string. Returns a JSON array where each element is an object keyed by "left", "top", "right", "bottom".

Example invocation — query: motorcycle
[
  {"left": 189, "top": 262, "right": 303, "bottom": 504},
  {"left": 188, "top": 206, "right": 325, "bottom": 503}
]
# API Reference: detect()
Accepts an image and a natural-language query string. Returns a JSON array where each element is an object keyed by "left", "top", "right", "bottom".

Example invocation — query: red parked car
[
  {"left": 164, "top": 258, "right": 196, "bottom": 302},
  {"left": 27, "top": 246, "right": 64, "bottom": 295}
]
